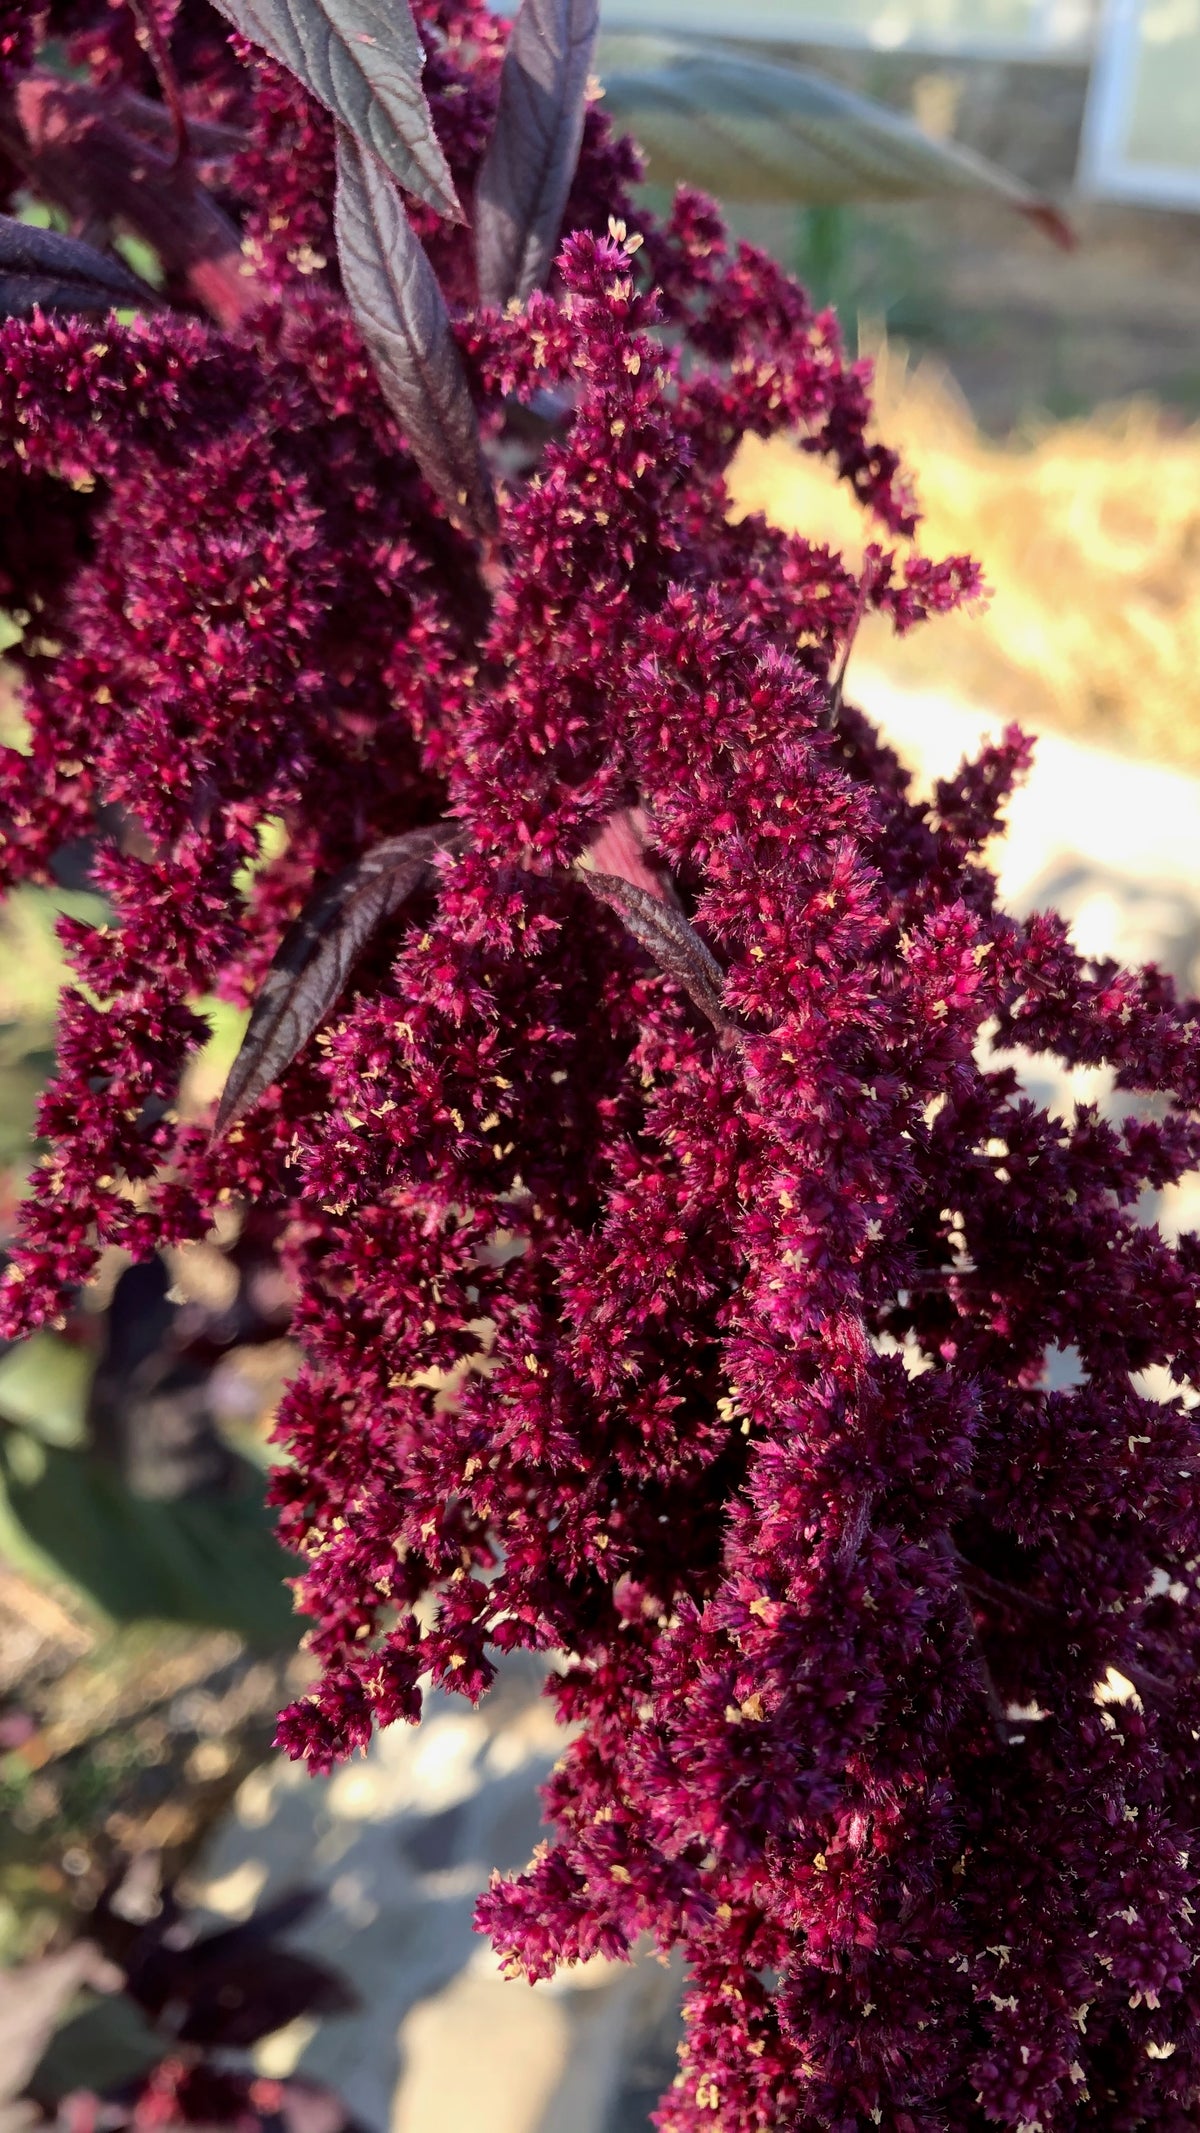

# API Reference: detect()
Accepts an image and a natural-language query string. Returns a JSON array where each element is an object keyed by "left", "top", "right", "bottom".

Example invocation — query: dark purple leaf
[
  {"left": 0, "top": 214, "right": 150, "bottom": 320},
  {"left": 103, "top": 1876, "right": 356, "bottom": 2050},
  {"left": 86, "top": 1255, "right": 235, "bottom": 1501},
  {"left": 579, "top": 869, "right": 731, "bottom": 1034},
  {"left": 216, "top": 825, "right": 458, "bottom": 1135},
  {"left": 170, "top": 1946, "right": 356, "bottom": 2049},
  {"left": 334, "top": 128, "right": 498, "bottom": 540},
  {"left": 210, "top": 0, "right": 460, "bottom": 220},
  {"left": 475, "top": 0, "right": 600, "bottom": 308}
]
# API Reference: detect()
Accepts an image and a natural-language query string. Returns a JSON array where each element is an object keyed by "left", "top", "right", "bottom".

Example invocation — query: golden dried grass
[{"left": 728, "top": 343, "right": 1200, "bottom": 771}]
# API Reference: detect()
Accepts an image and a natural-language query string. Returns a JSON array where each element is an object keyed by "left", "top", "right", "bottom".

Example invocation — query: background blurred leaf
[
  {"left": 596, "top": 35, "right": 1072, "bottom": 236},
  {"left": 0, "top": 1044, "right": 54, "bottom": 1173},
  {"left": 86, "top": 1258, "right": 239, "bottom": 1500},
  {"left": 23, "top": 1993, "right": 162, "bottom": 2104},
  {"left": 181, "top": 995, "right": 248, "bottom": 1117},
  {"left": 0, "top": 1441, "right": 298, "bottom": 1646},
  {"left": 0, "top": 1944, "right": 121, "bottom": 2107},
  {"left": 0, "top": 1337, "right": 89, "bottom": 1449},
  {"left": 0, "top": 887, "right": 106, "bottom": 1027},
  {"left": 0, "top": 886, "right": 108, "bottom": 1197}
]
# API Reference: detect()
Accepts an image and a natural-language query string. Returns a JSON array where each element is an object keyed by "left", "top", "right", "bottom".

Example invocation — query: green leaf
[
  {"left": 211, "top": 0, "right": 462, "bottom": 220},
  {"left": 0, "top": 1946, "right": 123, "bottom": 2108},
  {"left": 0, "top": 1439, "right": 300, "bottom": 1647},
  {"left": 25, "top": 1992, "right": 162, "bottom": 2105},
  {"left": 0, "top": 1334, "right": 90, "bottom": 1449},
  {"left": 0, "top": 885, "right": 109, "bottom": 1026},
  {"left": 596, "top": 35, "right": 1073, "bottom": 233}
]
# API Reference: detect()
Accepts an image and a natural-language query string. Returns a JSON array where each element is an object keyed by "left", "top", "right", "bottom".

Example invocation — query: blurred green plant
[
  {"left": 0, "top": 884, "right": 107, "bottom": 1181},
  {"left": 791, "top": 200, "right": 966, "bottom": 354}
]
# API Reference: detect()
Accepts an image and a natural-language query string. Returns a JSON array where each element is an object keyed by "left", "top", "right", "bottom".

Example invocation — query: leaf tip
[
  {"left": 1021, "top": 199, "right": 1077, "bottom": 252},
  {"left": 211, "top": 1081, "right": 246, "bottom": 1142}
]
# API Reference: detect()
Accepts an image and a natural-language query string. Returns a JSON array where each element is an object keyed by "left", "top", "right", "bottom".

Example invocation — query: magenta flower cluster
[{"left": 4, "top": 5, "right": 1200, "bottom": 2127}]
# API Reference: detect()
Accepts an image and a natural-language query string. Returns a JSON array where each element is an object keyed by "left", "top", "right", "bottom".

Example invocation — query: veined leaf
[
  {"left": 211, "top": 0, "right": 461, "bottom": 220},
  {"left": 0, "top": 213, "right": 151, "bottom": 319},
  {"left": 335, "top": 127, "right": 499, "bottom": 539},
  {"left": 579, "top": 867, "right": 731, "bottom": 1034},
  {"left": 476, "top": 0, "right": 600, "bottom": 308},
  {"left": 595, "top": 35, "right": 1073, "bottom": 235},
  {"left": 216, "top": 824, "right": 457, "bottom": 1133}
]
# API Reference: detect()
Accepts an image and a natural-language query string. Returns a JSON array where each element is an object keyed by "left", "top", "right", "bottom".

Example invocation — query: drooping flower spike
[{"left": 1, "top": 5, "right": 1199, "bottom": 2128}]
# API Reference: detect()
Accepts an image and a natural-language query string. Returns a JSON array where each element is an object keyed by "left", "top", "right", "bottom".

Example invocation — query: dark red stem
[{"left": 126, "top": 0, "right": 191, "bottom": 170}]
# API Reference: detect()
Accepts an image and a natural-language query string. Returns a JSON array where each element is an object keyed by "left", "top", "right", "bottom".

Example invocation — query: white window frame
[{"left": 1079, "top": 0, "right": 1200, "bottom": 207}]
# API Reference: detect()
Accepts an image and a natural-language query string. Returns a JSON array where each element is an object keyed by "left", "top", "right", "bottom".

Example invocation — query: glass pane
[
  {"left": 598, "top": 0, "right": 1048, "bottom": 42},
  {"left": 1121, "top": 0, "right": 1200, "bottom": 170}
]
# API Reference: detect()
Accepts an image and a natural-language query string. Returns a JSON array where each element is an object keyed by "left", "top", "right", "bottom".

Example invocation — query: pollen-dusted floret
[{"left": 2, "top": 5, "right": 1200, "bottom": 2129}]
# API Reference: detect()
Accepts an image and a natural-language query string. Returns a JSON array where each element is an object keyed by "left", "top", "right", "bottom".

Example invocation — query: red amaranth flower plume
[{"left": 1, "top": 5, "right": 1199, "bottom": 2128}]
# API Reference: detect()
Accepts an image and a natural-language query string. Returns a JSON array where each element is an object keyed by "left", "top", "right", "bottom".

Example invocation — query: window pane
[
  {"left": 1081, "top": 0, "right": 1200, "bottom": 202},
  {"left": 1121, "top": 0, "right": 1200, "bottom": 170},
  {"left": 597, "top": 0, "right": 1051, "bottom": 43}
]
